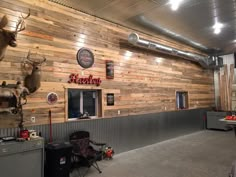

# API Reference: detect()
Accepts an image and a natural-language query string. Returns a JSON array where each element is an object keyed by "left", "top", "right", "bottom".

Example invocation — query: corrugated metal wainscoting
[{"left": 0, "top": 108, "right": 207, "bottom": 154}]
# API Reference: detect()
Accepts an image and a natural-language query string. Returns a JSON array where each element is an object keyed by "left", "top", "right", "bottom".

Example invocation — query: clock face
[
  {"left": 47, "top": 92, "right": 58, "bottom": 105},
  {"left": 76, "top": 48, "right": 94, "bottom": 69}
]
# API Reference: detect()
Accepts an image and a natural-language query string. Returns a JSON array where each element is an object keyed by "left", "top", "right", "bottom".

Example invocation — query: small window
[
  {"left": 176, "top": 91, "right": 188, "bottom": 109},
  {"left": 67, "top": 88, "right": 101, "bottom": 120}
]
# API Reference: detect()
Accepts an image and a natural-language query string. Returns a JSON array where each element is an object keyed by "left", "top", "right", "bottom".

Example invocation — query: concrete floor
[{"left": 71, "top": 130, "right": 236, "bottom": 177}]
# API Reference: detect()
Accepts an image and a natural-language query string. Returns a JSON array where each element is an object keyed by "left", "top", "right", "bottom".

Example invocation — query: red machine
[
  {"left": 20, "top": 129, "right": 29, "bottom": 139},
  {"left": 105, "top": 147, "right": 114, "bottom": 159}
]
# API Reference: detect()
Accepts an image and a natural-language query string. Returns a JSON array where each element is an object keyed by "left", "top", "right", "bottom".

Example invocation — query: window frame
[
  {"left": 65, "top": 87, "right": 104, "bottom": 121},
  {"left": 176, "top": 91, "right": 189, "bottom": 110}
]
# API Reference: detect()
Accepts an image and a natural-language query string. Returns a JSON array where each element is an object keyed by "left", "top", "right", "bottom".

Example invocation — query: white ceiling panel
[{"left": 49, "top": 0, "right": 236, "bottom": 55}]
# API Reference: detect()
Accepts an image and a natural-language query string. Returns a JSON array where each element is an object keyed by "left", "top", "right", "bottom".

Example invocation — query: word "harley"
[{"left": 68, "top": 74, "right": 102, "bottom": 86}]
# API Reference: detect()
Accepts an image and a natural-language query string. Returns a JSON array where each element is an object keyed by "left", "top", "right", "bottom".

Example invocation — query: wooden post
[
  {"left": 218, "top": 71, "right": 223, "bottom": 110},
  {"left": 224, "top": 65, "right": 229, "bottom": 110},
  {"left": 229, "top": 64, "right": 235, "bottom": 110}
]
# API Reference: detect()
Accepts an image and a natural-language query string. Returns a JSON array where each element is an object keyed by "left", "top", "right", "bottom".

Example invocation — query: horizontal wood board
[{"left": 0, "top": 0, "right": 214, "bottom": 128}]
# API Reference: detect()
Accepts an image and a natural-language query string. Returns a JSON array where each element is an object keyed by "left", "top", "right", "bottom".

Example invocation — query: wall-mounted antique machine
[{"left": 0, "top": 81, "right": 29, "bottom": 114}]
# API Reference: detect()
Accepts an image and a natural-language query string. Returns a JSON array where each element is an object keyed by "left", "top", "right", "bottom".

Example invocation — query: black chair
[{"left": 69, "top": 131, "right": 106, "bottom": 177}]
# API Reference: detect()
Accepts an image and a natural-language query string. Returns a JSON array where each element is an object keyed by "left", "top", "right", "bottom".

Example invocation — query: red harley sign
[{"left": 68, "top": 74, "right": 102, "bottom": 86}]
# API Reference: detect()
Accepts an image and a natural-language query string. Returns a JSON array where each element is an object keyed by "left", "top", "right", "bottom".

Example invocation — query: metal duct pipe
[
  {"left": 128, "top": 33, "right": 222, "bottom": 69},
  {"left": 134, "top": 15, "right": 209, "bottom": 52}
]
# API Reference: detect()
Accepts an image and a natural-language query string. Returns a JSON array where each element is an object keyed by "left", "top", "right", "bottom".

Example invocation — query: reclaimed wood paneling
[
  {"left": 218, "top": 64, "right": 234, "bottom": 111},
  {"left": 0, "top": 0, "right": 214, "bottom": 128}
]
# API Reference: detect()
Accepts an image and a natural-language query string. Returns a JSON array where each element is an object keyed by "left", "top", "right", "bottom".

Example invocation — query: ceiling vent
[{"left": 128, "top": 33, "right": 222, "bottom": 69}]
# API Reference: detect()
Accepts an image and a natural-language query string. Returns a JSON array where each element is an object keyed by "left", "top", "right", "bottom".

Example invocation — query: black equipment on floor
[
  {"left": 45, "top": 142, "right": 72, "bottom": 177},
  {"left": 69, "top": 131, "right": 106, "bottom": 177}
]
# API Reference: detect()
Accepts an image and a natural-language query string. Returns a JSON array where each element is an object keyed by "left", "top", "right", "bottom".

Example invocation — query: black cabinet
[{"left": 45, "top": 142, "right": 72, "bottom": 177}]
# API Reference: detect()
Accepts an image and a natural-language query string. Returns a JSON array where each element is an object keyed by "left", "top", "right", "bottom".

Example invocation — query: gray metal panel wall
[
  {"left": 0, "top": 138, "right": 44, "bottom": 177},
  {"left": 0, "top": 108, "right": 207, "bottom": 154}
]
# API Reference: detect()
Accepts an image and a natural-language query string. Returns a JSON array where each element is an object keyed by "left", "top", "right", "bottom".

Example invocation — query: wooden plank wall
[
  {"left": 219, "top": 64, "right": 234, "bottom": 111},
  {"left": 0, "top": 0, "right": 215, "bottom": 128}
]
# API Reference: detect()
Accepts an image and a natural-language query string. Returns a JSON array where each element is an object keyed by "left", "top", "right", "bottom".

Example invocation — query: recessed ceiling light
[
  {"left": 213, "top": 22, "right": 223, "bottom": 34},
  {"left": 169, "top": 0, "right": 183, "bottom": 11},
  {"left": 213, "top": 22, "right": 223, "bottom": 29},
  {"left": 214, "top": 28, "right": 221, "bottom": 34}
]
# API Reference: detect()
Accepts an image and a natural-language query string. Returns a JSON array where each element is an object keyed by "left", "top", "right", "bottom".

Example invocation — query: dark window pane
[
  {"left": 68, "top": 89, "right": 81, "bottom": 118},
  {"left": 176, "top": 91, "right": 188, "bottom": 109},
  {"left": 83, "top": 91, "right": 96, "bottom": 116}
]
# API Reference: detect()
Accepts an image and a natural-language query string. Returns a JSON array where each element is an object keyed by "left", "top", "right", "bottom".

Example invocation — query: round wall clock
[
  {"left": 47, "top": 92, "right": 58, "bottom": 105},
  {"left": 76, "top": 48, "right": 94, "bottom": 68}
]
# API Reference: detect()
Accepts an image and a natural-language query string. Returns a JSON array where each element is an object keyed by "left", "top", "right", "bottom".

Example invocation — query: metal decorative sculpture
[
  {"left": 23, "top": 50, "right": 46, "bottom": 93},
  {"left": 0, "top": 10, "right": 30, "bottom": 61}
]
